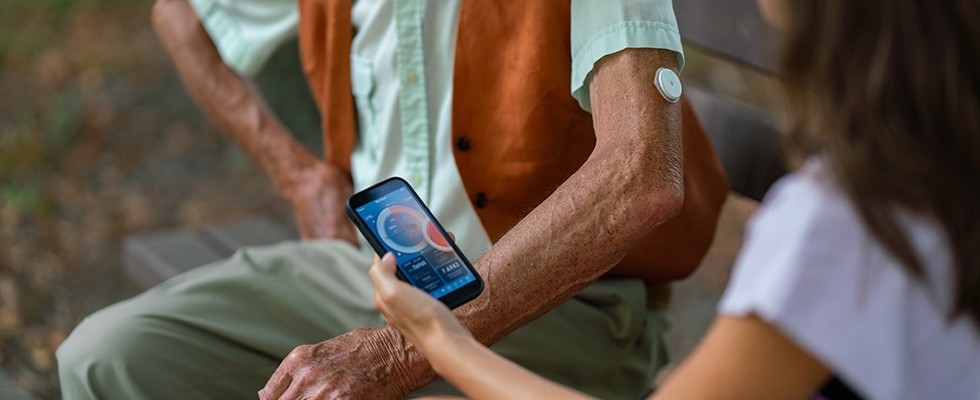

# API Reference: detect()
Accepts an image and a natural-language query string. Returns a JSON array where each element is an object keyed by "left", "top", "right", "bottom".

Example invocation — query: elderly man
[{"left": 58, "top": 1, "right": 727, "bottom": 398}]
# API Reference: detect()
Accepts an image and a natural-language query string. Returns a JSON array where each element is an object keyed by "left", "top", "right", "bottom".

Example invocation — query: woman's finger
[
  {"left": 369, "top": 253, "right": 393, "bottom": 282},
  {"left": 379, "top": 252, "right": 397, "bottom": 274},
  {"left": 369, "top": 253, "right": 404, "bottom": 311}
]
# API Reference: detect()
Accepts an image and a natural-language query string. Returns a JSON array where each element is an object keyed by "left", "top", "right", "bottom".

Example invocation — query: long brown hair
[{"left": 780, "top": 0, "right": 979, "bottom": 324}]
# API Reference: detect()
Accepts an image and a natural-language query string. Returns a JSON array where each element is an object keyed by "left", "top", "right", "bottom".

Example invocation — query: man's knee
[{"left": 57, "top": 305, "right": 159, "bottom": 398}]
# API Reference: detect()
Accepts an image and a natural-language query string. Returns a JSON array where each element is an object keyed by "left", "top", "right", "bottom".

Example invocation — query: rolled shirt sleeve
[
  {"left": 187, "top": 0, "right": 299, "bottom": 77},
  {"left": 570, "top": 0, "right": 685, "bottom": 112}
]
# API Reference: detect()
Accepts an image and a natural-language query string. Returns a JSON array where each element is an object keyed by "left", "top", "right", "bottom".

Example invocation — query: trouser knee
[{"left": 57, "top": 306, "right": 153, "bottom": 399}]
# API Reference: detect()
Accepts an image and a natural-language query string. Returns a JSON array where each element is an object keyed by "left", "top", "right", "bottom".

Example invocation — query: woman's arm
[
  {"left": 426, "top": 327, "right": 592, "bottom": 400},
  {"left": 369, "top": 254, "right": 593, "bottom": 400},
  {"left": 652, "top": 315, "right": 830, "bottom": 399},
  {"left": 370, "top": 254, "right": 832, "bottom": 400}
]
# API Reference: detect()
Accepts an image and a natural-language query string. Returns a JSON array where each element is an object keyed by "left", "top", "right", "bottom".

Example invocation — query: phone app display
[{"left": 355, "top": 187, "right": 477, "bottom": 298}]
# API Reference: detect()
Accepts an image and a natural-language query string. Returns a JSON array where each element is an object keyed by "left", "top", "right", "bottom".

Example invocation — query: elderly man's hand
[
  {"left": 258, "top": 327, "right": 414, "bottom": 400},
  {"left": 285, "top": 161, "right": 359, "bottom": 244}
]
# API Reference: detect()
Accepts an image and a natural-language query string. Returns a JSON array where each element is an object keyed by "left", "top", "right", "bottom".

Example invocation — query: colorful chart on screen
[
  {"left": 376, "top": 205, "right": 428, "bottom": 253},
  {"left": 424, "top": 220, "right": 452, "bottom": 252}
]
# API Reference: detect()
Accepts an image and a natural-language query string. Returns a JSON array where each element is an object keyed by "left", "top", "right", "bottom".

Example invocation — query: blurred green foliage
[
  {"left": 1, "top": 181, "right": 54, "bottom": 218},
  {"left": 0, "top": 93, "right": 81, "bottom": 180}
]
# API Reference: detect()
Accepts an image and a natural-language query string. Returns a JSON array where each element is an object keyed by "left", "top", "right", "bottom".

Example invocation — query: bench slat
[
  {"left": 675, "top": 0, "right": 782, "bottom": 74},
  {"left": 687, "top": 86, "right": 787, "bottom": 202},
  {"left": 199, "top": 217, "right": 296, "bottom": 256},
  {"left": 123, "top": 216, "right": 297, "bottom": 289}
]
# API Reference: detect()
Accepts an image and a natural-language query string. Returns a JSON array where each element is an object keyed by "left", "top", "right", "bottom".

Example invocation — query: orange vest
[{"left": 298, "top": 0, "right": 729, "bottom": 282}]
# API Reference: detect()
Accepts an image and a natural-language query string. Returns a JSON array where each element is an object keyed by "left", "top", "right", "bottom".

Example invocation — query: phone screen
[{"left": 352, "top": 185, "right": 478, "bottom": 299}]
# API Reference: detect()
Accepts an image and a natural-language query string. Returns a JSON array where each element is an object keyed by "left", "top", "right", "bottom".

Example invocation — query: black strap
[{"left": 817, "top": 375, "right": 865, "bottom": 400}]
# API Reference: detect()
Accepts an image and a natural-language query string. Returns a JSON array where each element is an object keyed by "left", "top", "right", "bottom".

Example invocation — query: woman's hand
[
  {"left": 370, "top": 253, "right": 595, "bottom": 400},
  {"left": 368, "top": 253, "right": 472, "bottom": 353}
]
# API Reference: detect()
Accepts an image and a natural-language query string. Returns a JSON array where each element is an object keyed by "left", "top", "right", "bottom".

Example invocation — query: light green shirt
[
  {"left": 188, "top": 0, "right": 684, "bottom": 261},
  {"left": 571, "top": 0, "right": 684, "bottom": 112},
  {"left": 187, "top": 0, "right": 298, "bottom": 77}
]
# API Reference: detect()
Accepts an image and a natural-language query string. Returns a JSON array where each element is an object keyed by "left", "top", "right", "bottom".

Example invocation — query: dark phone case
[{"left": 346, "top": 177, "right": 483, "bottom": 309}]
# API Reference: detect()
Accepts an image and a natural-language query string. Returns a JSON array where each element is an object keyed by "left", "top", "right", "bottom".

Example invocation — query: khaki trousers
[{"left": 58, "top": 240, "right": 669, "bottom": 399}]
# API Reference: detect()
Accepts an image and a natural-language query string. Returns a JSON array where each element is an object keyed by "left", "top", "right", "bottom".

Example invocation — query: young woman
[{"left": 369, "top": 0, "right": 980, "bottom": 398}]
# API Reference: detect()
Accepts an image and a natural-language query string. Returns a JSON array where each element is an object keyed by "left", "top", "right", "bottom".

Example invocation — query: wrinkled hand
[
  {"left": 369, "top": 253, "right": 471, "bottom": 352},
  {"left": 285, "top": 161, "right": 358, "bottom": 244},
  {"left": 258, "top": 328, "right": 411, "bottom": 400}
]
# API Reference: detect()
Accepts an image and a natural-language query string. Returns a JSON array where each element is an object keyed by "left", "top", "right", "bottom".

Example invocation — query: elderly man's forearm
[
  {"left": 150, "top": 0, "right": 321, "bottom": 196},
  {"left": 451, "top": 48, "right": 684, "bottom": 346}
]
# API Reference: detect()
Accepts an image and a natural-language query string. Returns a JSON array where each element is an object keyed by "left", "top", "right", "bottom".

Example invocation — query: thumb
[
  {"left": 379, "top": 252, "right": 397, "bottom": 275},
  {"left": 369, "top": 252, "right": 398, "bottom": 287}
]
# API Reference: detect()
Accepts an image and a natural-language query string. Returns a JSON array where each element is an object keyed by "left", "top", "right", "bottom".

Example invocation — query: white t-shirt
[{"left": 719, "top": 160, "right": 980, "bottom": 399}]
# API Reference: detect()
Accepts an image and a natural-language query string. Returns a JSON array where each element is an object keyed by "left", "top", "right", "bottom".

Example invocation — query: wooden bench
[
  {"left": 677, "top": 0, "right": 786, "bottom": 202},
  {"left": 123, "top": 0, "right": 787, "bottom": 366},
  {"left": 667, "top": 0, "right": 787, "bottom": 360},
  {"left": 123, "top": 216, "right": 297, "bottom": 287}
]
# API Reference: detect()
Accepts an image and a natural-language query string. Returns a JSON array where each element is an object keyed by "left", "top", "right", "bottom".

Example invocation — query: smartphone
[{"left": 346, "top": 177, "right": 484, "bottom": 309}]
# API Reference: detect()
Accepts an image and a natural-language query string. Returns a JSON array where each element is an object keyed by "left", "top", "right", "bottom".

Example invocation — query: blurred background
[
  {"left": 0, "top": 0, "right": 303, "bottom": 397},
  {"left": 0, "top": 0, "right": 782, "bottom": 398}
]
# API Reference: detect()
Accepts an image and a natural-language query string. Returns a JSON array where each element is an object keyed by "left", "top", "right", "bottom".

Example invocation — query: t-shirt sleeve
[
  {"left": 718, "top": 166, "right": 904, "bottom": 398},
  {"left": 720, "top": 160, "right": 980, "bottom": 400},
  {"left": 188, "top": 0, "right": 298, "bottom": 77},
  {"left": 717, "top": 171, "right": 867, "bottom": 325},
  {"left": 569, "top": 0, "right": 684, "bottom": 113}
]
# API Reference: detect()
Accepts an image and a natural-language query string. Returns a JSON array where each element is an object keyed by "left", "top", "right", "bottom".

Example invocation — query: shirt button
[
  {"left": 455, "top": 136, "right": 471, "bottom": 151},
  {"left": 406, "top": 70, "right": 419, "bottom": 84},
  {"left": 473, "top": 192, "right": 488, "bottom": 208}
]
